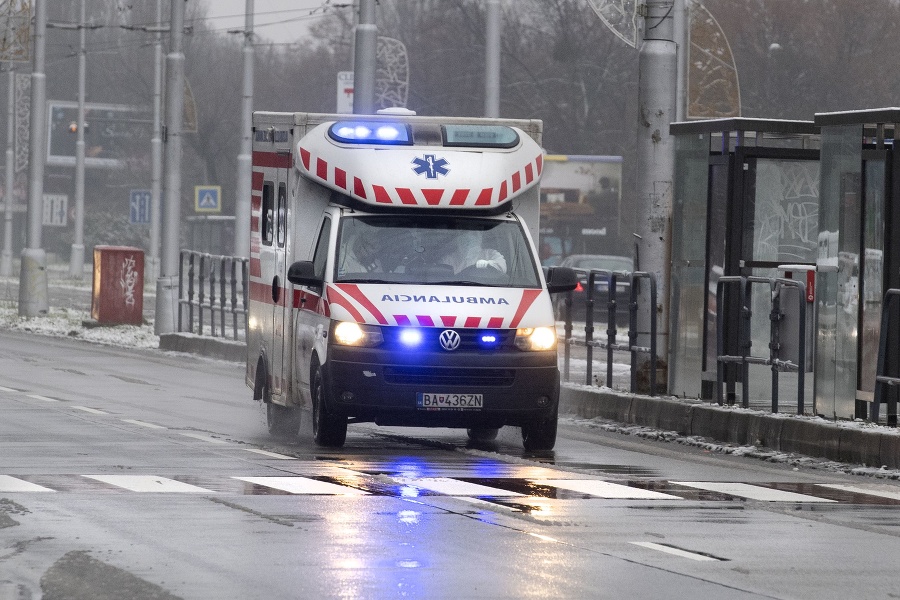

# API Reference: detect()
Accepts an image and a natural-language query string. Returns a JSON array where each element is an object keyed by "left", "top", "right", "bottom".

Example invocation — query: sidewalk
[{"left": 3, "top": 261, "right": 899, "bottom": 470}]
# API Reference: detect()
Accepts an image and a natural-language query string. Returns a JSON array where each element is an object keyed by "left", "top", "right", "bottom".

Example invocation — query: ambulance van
[{"left": 247, "top": 111, "right": 576, "bottom": 450}]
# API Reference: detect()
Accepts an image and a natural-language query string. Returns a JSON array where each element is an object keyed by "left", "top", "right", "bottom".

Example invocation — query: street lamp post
[
  {"left": 484, "top": 0, "right": 500, "bottom": 118},
  {"left": 234, "top": 0, "right": 253, "bottom": 260},
  {"left": 68, "top": 0, "right": 87, "bottom": 279}
]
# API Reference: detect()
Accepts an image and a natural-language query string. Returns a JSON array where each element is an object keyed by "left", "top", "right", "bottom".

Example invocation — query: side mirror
[
  {"left": 287, "top": 261, "right": 322, "bottom": 287},
  {"left": 545, "top": 266, "right": 578, "bottom": 294}
]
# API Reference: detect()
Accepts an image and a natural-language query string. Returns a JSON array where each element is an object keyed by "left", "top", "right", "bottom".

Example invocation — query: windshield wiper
[{"left": 337, "top": 278, "right": 397, "bottom": 284}]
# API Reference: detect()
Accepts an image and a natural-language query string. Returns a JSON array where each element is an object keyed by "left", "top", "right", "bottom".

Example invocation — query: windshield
[{"left": 336, "top": 215, "right": 541, "bottom": 287}]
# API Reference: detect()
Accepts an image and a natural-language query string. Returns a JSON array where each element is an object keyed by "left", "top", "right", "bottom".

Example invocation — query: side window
[
  {"left": 312, "top": 217, "right": 332, "bottom": 280},
  {"left": 276, "top": 183, "right": 287, "bottom": 248},
  {"left": 261, "top": 182, "right": 274, "bottom": 246}
]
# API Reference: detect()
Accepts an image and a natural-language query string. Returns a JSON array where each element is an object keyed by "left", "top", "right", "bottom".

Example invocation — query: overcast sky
[{"left": 201, "top": 0, "right": 327, "bottom": 45}]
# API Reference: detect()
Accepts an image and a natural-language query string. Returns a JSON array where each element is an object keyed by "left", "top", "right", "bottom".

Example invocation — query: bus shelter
[
  {"left": 668, "top": 119, "right": 821, "bottom": 410},
  {"left": 813, "top": 109, "right": 900, "bottom": 422}
]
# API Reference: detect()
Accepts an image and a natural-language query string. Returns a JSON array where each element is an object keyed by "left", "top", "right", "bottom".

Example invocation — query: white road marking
[
  {"left": 394, "top": 477, "right": 523, "bottom": 497},
  {"left": 631, "top": 541, "right": 720, "bottom": 562},
  {"left": 83, "top": 475, "right": 216, "bottom": 493},
  {"left": 121, "top": 419, "right": 166, "bottom": 429},
  {"left": 817, "top": 483, "right": 900, "bottom": 501},
  {"left": 536, "top": 479, "right": 683, "bottom": 500},
  {"left": 244, "top": 448, "right": 297, "bottom": 460},
  {"left": 234, "top": 476, "right": 369, "bottom": 495},
  {"left": 454, "top": 496, "right": 521, "bottom": 511},
  {"left": 177, "top": 432, "right": 228, "bottom": 444},
  {"left": 26, "top": 394, "right": 58, "bottom": 402},
  {"left": 70, "top": 406, "right": 109, "bottom": 415},
  {"left": 0, "top": 475, "right": 55, "bottom": 492},
  {"left": 0, "top": 386, "right": 18, "bottom": 393},
  {"left": 671, "top": 481, "right": 837, "bottom": 503}
]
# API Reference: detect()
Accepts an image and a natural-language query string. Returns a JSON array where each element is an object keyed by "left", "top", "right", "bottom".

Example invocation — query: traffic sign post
[
  {"left": 129, "top": 189, "right": 152, "bottom": 225},
  {"left": 194, "top": 185, "right": 221, "bottom": 213}
]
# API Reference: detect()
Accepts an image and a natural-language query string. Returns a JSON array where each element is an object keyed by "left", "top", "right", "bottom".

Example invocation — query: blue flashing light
[
  {"left": 399, "top": 328, "right": 423, "bottom": 347},
  {"left": 328, "top": 121, "right": 412, "bottom": 145},
  {"left": 479, "top": 331, "right": 500, "bottom": 348}
]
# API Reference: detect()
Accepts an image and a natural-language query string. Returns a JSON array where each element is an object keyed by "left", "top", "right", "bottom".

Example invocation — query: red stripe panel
[
  {"left": 498, "top": 181, "right": 508, "bottom": 202},
  {"left": 440, "top": 315, "right": 456, "bottom": 327},
  {"left": 422, "top": 189, "right": 444, "bottom": 206},
  {"left": 536, "top": 154, "right": 543, "bottom": 175},
  {"left": 374, "top": 185, "right": 392, "bottom": 204},
  {"left": 335, "top": 168, "right": 347, "bottom": 190},
  {"left": 512, "top": 171, "right": 521, "bottom": 193},
  {"left": 449, "top": 189, "right": 469, "bottom": 206},
  {"left": 249, "top": 280, "right": 271, "bottom": 304},
  {"left": 416, "top": 315, "right": 435, "bottom": 326},
  {"left": 251, "top": 194, "right": 261, "bottom": 211},
  {"left": 253, "top": 151, "right": 291, "bottom": 169},
  {"left": 327, "top": 286, "right": 366, "bottom": 323},
  {"left": 487, "top": 317, "right": 504, "bottom": 328},
  {"left": 475, "top": 188, "right": 492, "bottom": 206},
  {"left": 338, "top": 284, "right": 388, "bottom": 325},
  {"left": 354, "top": 177, "right": 367, "bottom": 199},
  {"left": 249, "top": 257, "right": 261, "bottom": 278},
  {"left": 464, "top": 316, "right": 480, "bottom": 328},
  {"left": 397, "top": 188, "right": 417, "bottom": 205},
  {"left": 524, "top": 163, "right": 534, "bottom": 184},
  {"left": 299, "top": 147, "right": 311, "bottom": 171},
  {"left": 250, "top": 216, "right": 259, "bottom": 230},
  {"left": 509, "top": 289, "right": 542, "bottom": 328},
  {"left": 316, "top": 158, "right": 328, "bottom": 181},
  {"left": 252, "top": 171, "right": 264, "bottom": 190},
  {"left": 394, "top": 315, "right": 411, "bottom": 326}
]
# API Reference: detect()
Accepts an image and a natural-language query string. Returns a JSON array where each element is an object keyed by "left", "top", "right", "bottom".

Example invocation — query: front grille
[
  {"left": 383, "top": 366, "right": 515, "bottom": 387},
  {"left": 382, "top": 328, "right": 516, "bottom": 352}
]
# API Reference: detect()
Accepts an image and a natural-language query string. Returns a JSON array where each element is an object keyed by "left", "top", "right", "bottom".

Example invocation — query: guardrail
[
  {"left": 873, "top": 288, "right": 900, "bottom": 425},
  {"left": 177, "top": 250, "right": 248, "bottom": 341},
  {"left": 714, "top": 275, "right": 807, "bottom": 413},
  {"left": 559, "top": 269, "right": 659, "bottom": 396}
]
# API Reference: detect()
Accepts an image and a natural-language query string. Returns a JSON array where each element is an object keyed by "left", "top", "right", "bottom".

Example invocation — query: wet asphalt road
[{"left": 2, "top": 331, "right": 900, "bottom": 598}]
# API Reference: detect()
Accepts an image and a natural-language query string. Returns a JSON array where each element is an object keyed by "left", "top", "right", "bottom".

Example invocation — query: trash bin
[{"left": 91, "top": 245, "right": 145, "bottom": 325}]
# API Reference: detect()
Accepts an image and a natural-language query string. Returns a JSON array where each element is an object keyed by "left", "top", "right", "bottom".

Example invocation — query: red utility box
[{"left": 91, "top": 246, "right": 145, "bottom": 325}]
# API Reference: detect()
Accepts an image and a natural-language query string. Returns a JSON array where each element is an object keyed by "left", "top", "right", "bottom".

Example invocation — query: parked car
[{"left": 553, "top": 254, "right": 634, "bottom": 324}]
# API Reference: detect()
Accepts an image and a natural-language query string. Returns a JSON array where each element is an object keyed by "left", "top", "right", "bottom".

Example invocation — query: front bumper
[{"left": 324, "top": 345, "right": 559, "bottom": 428}]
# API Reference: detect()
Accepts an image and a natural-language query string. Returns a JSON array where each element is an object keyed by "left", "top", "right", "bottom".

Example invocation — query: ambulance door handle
[{"left": 271, "top": 276, "right": 280, "bottom": 303}]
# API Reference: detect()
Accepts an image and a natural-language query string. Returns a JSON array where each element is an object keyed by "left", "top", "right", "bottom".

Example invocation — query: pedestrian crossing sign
[{"left": 194, "top": 185, "right": 221, "bottom": 213}]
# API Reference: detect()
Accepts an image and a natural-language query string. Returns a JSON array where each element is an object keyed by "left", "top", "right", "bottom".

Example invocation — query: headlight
[
  {"left": 515, "top": 327, "right": 557, "bottom": 351},
  {"left": 333, "top": 321, "right": 384, "bottom": 347}
]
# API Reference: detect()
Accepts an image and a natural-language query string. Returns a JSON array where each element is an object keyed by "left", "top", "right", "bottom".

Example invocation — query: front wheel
[
  {"left": 521, "top": 408, "right": 558, "bottom": 452},
  {"left": 311, "top": 365, "right": 347, "bottom": 447}
]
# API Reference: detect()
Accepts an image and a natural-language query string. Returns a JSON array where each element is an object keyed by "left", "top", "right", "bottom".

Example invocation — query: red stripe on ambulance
[
  {"left": 337, "top": 284, "right": 389, "bottom": 325},
  {"left": 509, "top": 289, "right": 542, "bottom": 328}
]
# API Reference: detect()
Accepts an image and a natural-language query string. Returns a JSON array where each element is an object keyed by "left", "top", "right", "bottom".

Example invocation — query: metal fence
[
  {"left": 874, "top": 288, "right": 900, "bottom": 425},
  {"left": 177, "top": 250, "right": 248, "bottom": 341},
  {"left": 558, "top": 269, "right": 659, "bottom": 396}
]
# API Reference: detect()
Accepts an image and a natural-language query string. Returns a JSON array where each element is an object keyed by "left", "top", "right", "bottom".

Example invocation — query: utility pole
[
  {"left": 352, "top": 0, "right": 376, "bottom": 114},
  {"left": 484, "top": 0, "right": 500, "bottom": 118},
  {"left": 635, "top": 0, "right": 676, "bottom": 393},
  {"left": 68, "top": 0, "right": 87, "bottom": 278},
  {"left": 234, "top": 0, "right": 253, "bottom": 259},
  {"left": 0, "top": 65, "right": 13, "bottom": 278},
  {"left": 155, "top": 0, "right": 186, "bottom": 334},
  {"left": 19, "top": 0, "right": 48, "bottom": 317},
  {"left": 149, "top": 0, "right": 164, "bottom": 281}
]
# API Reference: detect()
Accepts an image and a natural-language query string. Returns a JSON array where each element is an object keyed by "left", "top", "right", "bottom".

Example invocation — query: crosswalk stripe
[
  {"left": 393, "top": 477, "right": 523, "bottom": 497},
  {"left": 671, "top": 482, "right": 838, "bottom": 503},
  {"left": 243, "top": 449, "right": 297, "bottom": 460},
  {"left": 121, "top": 419, "right": 166, "bottom": 429},
  {"left": 536, "top": 479, "right": 683, "bottom": 500},
  {"left": 817, "top": 483, "right": 900, "bottom": 501},
  {"left": 83, "top": 475, "right": 216, "bottom": 493},
  {"left": 0, "top": 475, "right": 55, "bottom": 492},
  {"left": 631, "top": 542, "right": 721, "bottom": 562},
  {"left": 70, "top": 406, "right": 109, "bottom": 415},
  {"left": 177, "top": 432, "right": 228, "bottom": 444},
  {"left": 27, "top": 394, "right": 58, "bottom": 402},
  {"left": 233, "top": 476, "right": 369, "bottom": 495}
]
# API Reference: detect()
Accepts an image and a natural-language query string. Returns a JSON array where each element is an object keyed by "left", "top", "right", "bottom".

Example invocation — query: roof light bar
[{"left": 328, "top": 121, "right": 412, "bottom": 145}]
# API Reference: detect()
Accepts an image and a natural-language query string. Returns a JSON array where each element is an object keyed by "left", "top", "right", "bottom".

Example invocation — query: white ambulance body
[{"left": 246, "top": 111, "right": 576, "bottom": 450}]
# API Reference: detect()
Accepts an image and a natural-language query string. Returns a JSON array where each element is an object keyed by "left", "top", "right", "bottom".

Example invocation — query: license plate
[{"left": 416, "top": 392, "right": 483, "bottom": 411}]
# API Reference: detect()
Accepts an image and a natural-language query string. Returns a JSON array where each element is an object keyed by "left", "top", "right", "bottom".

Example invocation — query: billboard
[{"left": 47, "top": 101, "right": 151, "bottom": 169}]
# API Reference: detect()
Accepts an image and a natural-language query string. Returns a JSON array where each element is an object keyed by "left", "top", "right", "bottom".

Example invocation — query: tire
[
  {"left": 521, "top": 407, "right": 558, "bottom": 452},
  {"left": 311, "top": 365, "right": 347, "bottom": 447},
  {"left": 466, "top": 427, "right": 500, "bottom": 442}
]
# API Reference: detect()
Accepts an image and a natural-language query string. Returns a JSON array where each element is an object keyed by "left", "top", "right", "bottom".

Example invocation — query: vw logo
[{"left": 439, "top": 330, "right": 461, "bottom": 351}]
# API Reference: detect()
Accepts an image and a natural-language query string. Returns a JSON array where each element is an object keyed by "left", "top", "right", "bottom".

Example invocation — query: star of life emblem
[{"left": 412, "top": 154, "right": 450, "bottom": 179}]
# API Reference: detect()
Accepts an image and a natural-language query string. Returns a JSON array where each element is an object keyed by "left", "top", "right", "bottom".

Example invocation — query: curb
[
  {"left": 560, "top": 383, "right": 900, "bottom": 468},
  {"left": 158, "top": 333, "right": 246, "bottom": 363}
]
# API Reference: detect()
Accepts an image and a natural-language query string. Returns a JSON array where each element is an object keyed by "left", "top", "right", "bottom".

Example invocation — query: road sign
[
  {"left": 337, "top": 71, "right": 354, "bottom": 114},
  {"left": 42, "top": 194, "right": 68, "bottom": 227},
  {"left": 129, "top": 189, "right": 152, "bottom": 225},
  {"left": 194, "top": 185, "right": 221, "bottom": 213}
]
